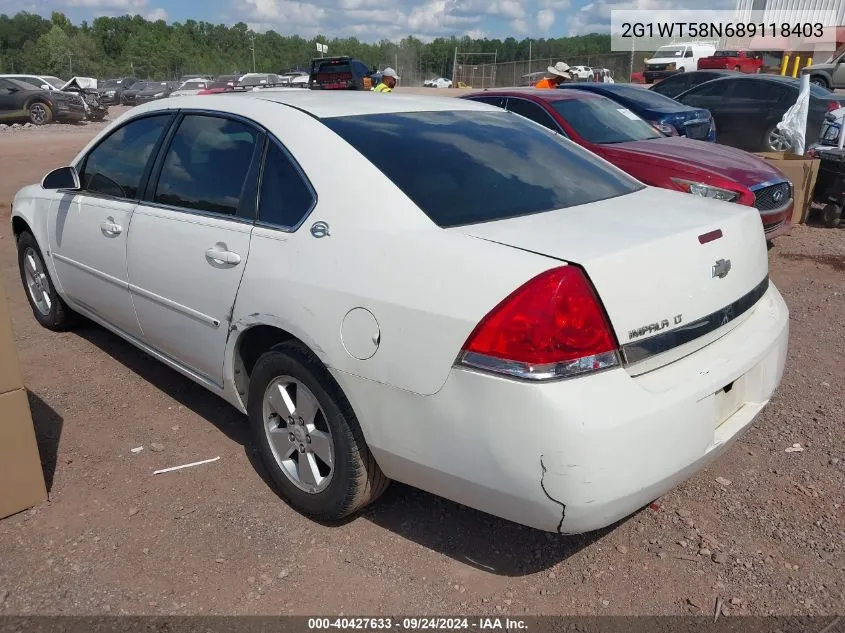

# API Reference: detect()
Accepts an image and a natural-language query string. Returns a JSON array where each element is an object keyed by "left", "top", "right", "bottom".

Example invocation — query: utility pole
[
  {"left": 68, "top": 50, "right": 73, "bottom": 77},
  {"left": 628, "top": 35, "right": 634, "bottom": 83},
  {"left": 250, "top": 34, "right": 256, "bottom": 73},
  {"left": 452, "top": 46, "right": 458, "bottom": 84}
]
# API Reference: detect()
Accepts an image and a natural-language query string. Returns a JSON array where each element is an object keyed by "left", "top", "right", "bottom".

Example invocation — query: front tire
[
  {"left": 247, "top": 341, "right": 389, "bottom": 521},
  {"left": 763, "top": 123, "right": 791, "bottom": 152},
  {"left": 17, "top": 232, "right": 76, "bottom": 331},
  {"left": 28, "top": 101, "right": 52, "bottom": 126},
  {"left": 810, "top": 76, "right": 830, "bottom": 89}
]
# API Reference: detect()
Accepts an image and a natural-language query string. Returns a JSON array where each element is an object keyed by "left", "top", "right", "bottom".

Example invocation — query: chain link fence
[{"left": 454, "top": 53, "right": 636, "bottom": 88}]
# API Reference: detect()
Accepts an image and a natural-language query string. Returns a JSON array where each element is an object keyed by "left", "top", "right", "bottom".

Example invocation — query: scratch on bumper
[{"left": 540, "top": 455, "right": 566, "bottom": 534}]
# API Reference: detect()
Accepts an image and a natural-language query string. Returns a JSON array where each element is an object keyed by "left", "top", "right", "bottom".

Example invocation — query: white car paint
[
  {"left": 570, "top": 66, "right": 594, "bottom": 80},
  {"left": 169, "top": 79, "right": 210, "bottom": 97},
  {"left": 424, "top": 77, "right": 453, "bottom": 88},
  {"left": 11, "top": 92, "right": 789, "bottom": 534}
]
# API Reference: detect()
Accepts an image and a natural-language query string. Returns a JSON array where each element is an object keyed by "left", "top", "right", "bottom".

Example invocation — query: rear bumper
[{"left": 334, "top": 284, "right": 789, "bottom": 534}]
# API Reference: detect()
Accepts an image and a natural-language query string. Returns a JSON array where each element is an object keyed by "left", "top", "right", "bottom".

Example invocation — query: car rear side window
[
  {"left": 323, "top": 111, "right": 641, "bottom": 227},
  {"left": 650, "top": 74, "right": 690, "bottom": 96},
  {"left": 258, "top": 141, "right": 315, "bottom": 229},
  {"left": 154, "top": 114, "right": 259, "bottom": 216},
  {"left": 81, "top": 114, "right": 172, "bottom": 199},
  {"left": 506, "top": 98, "right": 561, "bottom": 133},
  {"left": 731, "top": 80, "right": 787, "bottom": 102}
]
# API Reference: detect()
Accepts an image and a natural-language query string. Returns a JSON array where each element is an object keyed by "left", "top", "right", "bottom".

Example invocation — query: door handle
[
  {"left": 100, "top": 219, "right": 122, "bottom": 236},
  {"left": 205, "top": 247, "right": 242, "bottom": 266}
]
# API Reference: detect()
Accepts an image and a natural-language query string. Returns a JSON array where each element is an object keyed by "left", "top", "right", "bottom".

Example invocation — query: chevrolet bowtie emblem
[{"left": 712, "top": 259, "right": 731, "bottom": 279}]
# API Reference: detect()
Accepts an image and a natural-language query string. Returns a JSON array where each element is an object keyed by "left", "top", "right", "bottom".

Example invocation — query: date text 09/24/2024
[
  {"left": 620, "top": 21, "right": 824, "bottom": 39},
  {"left": 307, "top": 618, "right": 528, "bottom": 630}
]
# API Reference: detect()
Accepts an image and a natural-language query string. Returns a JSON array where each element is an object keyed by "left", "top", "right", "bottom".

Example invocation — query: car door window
[
  {"left": 258, "top": 141, "right": 316, "bottom": 230},
  {"left": 651, "top": 74, "right": 689, "bottom": 97},
  {"left": 468, "top": 95, "right": 507, "bottom": 109},
  {"left": 80, "top": 114, "right": 173, "bottom": 199},
  {"left": 677, "top": 80, "right": 730, "bottom": 108},
  {"left": 506, "top": 98, "right": 561, "bottom": 132},
  {"left": 730, "top": 80, "right": 788, "bottom": 103},
  {"left": 154, "top": 114, "right": 260, "bottom": 217}
]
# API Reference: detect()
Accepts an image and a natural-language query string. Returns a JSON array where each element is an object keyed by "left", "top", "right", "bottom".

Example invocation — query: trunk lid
[{"left": 452, "top": 187, "right": 769, "bottom": 369}]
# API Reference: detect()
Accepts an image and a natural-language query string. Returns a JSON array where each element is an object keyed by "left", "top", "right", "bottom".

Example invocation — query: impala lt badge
[{"left": 712, "top": 258, "right": 731, "bottom": 279}]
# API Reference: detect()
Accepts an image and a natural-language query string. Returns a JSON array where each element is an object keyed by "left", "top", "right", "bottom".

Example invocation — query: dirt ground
[{"left": 0, "top": 110, "right": 842, "bottom": 617}]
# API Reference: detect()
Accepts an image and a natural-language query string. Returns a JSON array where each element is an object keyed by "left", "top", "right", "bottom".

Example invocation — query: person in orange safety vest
[{"left": 535, "top": 61, "right": 574, "bottom": 89}]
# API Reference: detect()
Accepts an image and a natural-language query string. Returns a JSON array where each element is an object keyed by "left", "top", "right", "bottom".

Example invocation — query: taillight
[
  {"left": 827, "top": 101, "right": 840, "bottom": 112},
  {"left": 457, "top": 266, "right": 620, "bottom": 381},
  {"left": 651, "top": 122, "right": 678, "bottom": 136}
]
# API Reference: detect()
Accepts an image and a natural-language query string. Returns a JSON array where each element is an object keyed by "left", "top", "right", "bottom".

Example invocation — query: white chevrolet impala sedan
[{"left": 11, "top": 92, "right": 789, "bottom": 534}]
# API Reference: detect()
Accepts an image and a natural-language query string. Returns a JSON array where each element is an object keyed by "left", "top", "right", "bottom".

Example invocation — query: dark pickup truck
[{"left": 309, "top": 56, "right": 377, "bottom": 90}]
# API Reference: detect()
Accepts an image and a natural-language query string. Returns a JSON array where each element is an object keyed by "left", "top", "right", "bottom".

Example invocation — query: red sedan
[{"left": 462, "top": 89, "right": 794, "bottom": 239}]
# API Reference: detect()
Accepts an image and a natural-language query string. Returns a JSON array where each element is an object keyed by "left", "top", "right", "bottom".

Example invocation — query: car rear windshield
[
  {"left": 315, "top": 60, "right": 353, "bottom": 74},
  {"left": 323, "top": 111, "right": 642, "bottom": 227},
  {"left": 551, "top": 98, "right": 663, "bottom": 144},
  {"left": 714, "top": 50, "right": 740, "bottom": 57},
  {"left": 602, "top": 85, "right": 683, "bottom": 108}
]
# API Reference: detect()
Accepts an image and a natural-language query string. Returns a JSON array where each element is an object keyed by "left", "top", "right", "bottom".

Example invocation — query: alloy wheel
[
  {"left": 767, "top": 128, "right": 792, "bottom": 152},
  {"left": 30, "top": 103, "right": 48, "bottom": 125},
  {"left": 23, "top": 247, "right": 51, "bottom": 316},
  {"left": 262, "top": 376, "right": 334, "bottom": 494}
]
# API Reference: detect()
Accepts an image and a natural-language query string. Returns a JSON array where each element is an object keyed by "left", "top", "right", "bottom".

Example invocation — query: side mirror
[{"left": 42, "top": 166, "right": 81, "bottom": 191}]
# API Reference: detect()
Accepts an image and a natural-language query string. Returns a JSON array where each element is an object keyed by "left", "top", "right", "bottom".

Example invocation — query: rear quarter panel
[{"left": 220, "top": 98, "right": 557, "bottom": 397}]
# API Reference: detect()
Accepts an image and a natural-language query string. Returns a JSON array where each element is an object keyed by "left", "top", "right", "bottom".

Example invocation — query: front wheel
[
  {"left": 763, "top": 123, "right": 792, "bottom": 152},
  {"left": 247, "top": 341, "right": 389, "bottom": 521},
  {"left": 810, "top": 76, "right": 830, "bottom": 89},
  {"left": 17, "top": 232, "right": 76, "bottom": 331},
  {"left": 28, "top": 101, "right": 52, "bottom": 125}
]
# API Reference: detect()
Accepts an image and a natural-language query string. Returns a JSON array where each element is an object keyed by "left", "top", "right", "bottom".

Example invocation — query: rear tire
[
  {"left": 247, "top": 341, "right": 389, "bottom": 522},
  {"left": 763, "top": 123, "right": 791, "bottom": 152},
  {"left": 734, "top": 65, "right": 741, "bottom": 72},
  {"left": 16, "top": 232, "right": 77, "bottom": 331},
  {"left": 28, "top": 101, "right": 52, "bottom": 126}
]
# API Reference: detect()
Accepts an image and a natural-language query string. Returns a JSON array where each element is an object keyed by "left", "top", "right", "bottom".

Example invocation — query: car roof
[
  {"left": 225, "top": 90, "right": 499, "bottom": 118},
  {"left": 465, "top": 87, "right": 604, "bottom": 103}
]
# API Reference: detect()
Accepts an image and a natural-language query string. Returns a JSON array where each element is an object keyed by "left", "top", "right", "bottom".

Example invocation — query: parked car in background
[
  {"left": 649, "top": 70, "right": 736, "bottom": 99},
  {"left": 423, "top": 77, "right": 453, "bottom": 88},
  {"left": 309, "top": 56, "right": 376, "bottom": 90},
  {"left": 198, "top": 79, "right": 236, "bottom": 95},
  {"left": 237, "top": 73, "right": 282, "bottom": 90},
  {"left": 0, "top": 74, "right": 66, "bottom": 92},
  {"left": 279, "top": 71, "right": 309, "bottom": 87},
  {"left": 801, "top": 49, "right": 845, "bottom": 89},
  {"left": 135, "top": 81, "right": 174, "bottom": 104},
  {"left": 61, "top": 77, "right": 108, "bottom": 121},
  {"left": 98, "top": 77, "right": 138, "bottom": 105},
  {"left": 558, "top": 82, "right": 716, "bottom": 141},
  {"left": 570, "top": 65, "right": 594, "bottom": 80},
  {"left": 169, "top": 78, "right": 211, "bottom": 97},
  {"left": 644, "top": 41, "right": 717, "bottom": 83},
  {"left": 463, "top": 89, "right": 794, "bottom": 238},
  {"left": 11, "top": 91, "right": 788, "bottom": 535},
  {"left": 0, "top": 77, "right": 85, "bottom": 125},
  {"left": 120, "top": 80, "right": 153, "bottom": 105},
  {"left": 675, "top": 74, "right": 845, "bottom": 152},
  {"left": 698, "top": 50, "right": 763, "bottom": 73}
]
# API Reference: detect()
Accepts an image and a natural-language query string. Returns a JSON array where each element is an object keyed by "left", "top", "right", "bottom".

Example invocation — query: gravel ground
[{"left": 0, "top": 118, "right": 842, "bottom": 617}]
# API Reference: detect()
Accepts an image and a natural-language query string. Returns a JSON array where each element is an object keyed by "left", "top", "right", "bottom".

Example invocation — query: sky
[{"left": 0, "top": 0, "right": 741, "bottom": 42}]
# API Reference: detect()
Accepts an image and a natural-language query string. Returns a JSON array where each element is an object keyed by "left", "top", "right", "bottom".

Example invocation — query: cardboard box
[
  {"left": 0, "top": 274, "right": 48, "bottom": 519},
  {"left": 754, "top": 152, "right": 820, "bottom": 225},
  {"left": 0, "top": 273, "right": 23, "bottom": 397}
]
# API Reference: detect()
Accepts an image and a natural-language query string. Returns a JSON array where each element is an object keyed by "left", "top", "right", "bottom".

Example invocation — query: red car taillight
[
  {"left": 457, "top": 266, "right": 620, "bottom": 381},
  {"left": 827, "top": 100, "right": 840, "bottom": 113}
]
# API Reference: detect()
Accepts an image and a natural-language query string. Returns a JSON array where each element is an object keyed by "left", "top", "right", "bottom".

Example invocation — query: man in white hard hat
[
  {"left": 535, "top": 61, "right": 573, "bottom": 89},
  {"left": 373, "top": 67, "right": 399, "bottom": 92}
]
